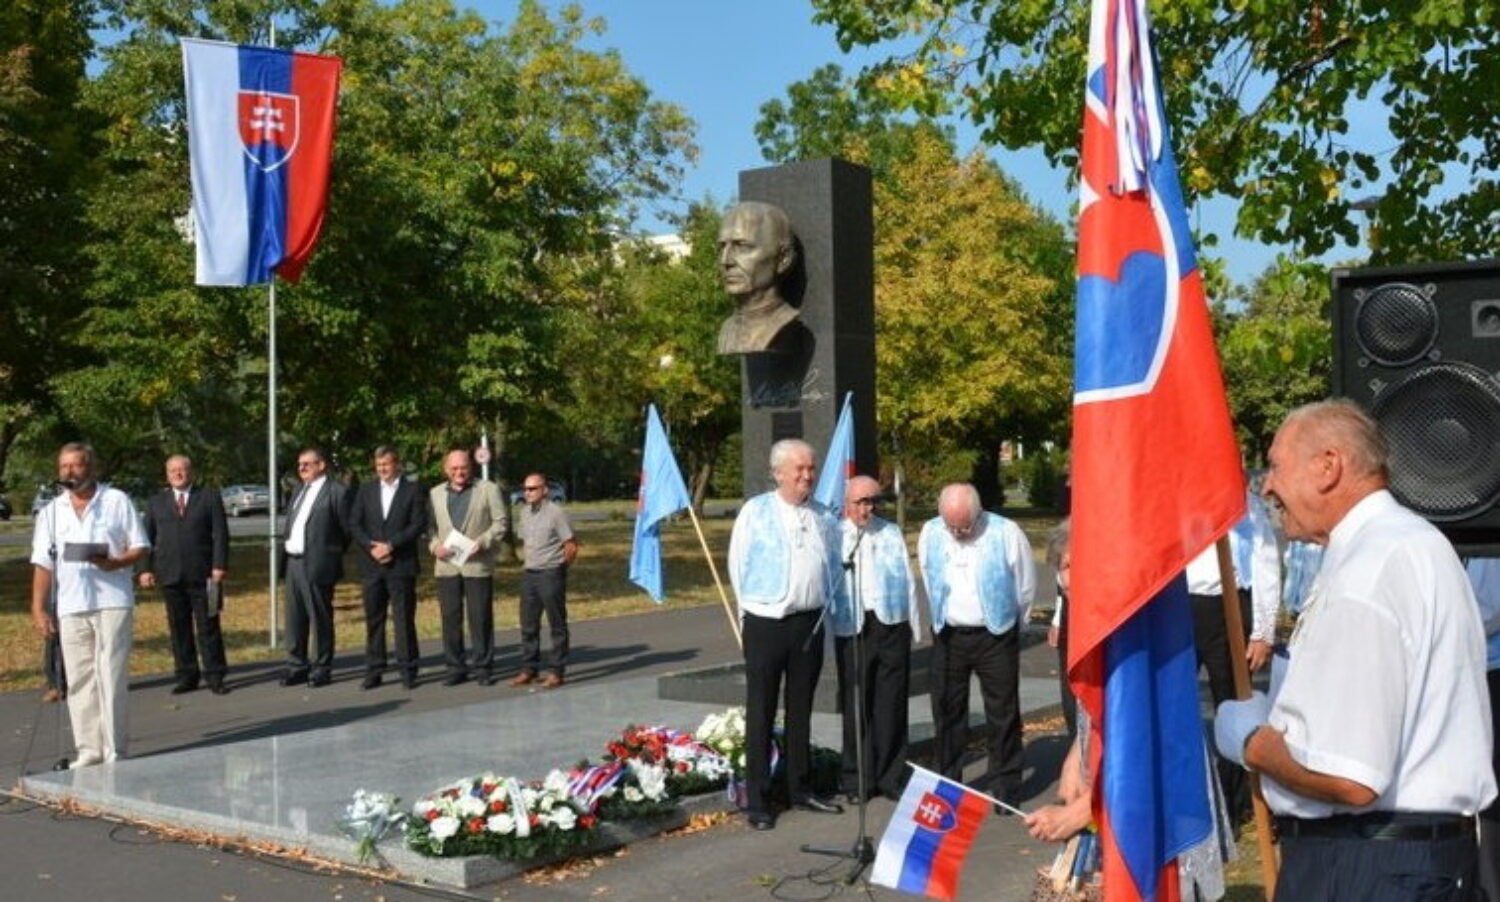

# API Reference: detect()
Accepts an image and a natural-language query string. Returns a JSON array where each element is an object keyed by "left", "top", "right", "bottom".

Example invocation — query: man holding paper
[
  {"left": 30, "top": 442, "right": 150, "bottom": 767},
  {"left": 428, "top": 449, "right": 508, "bottom": 686}
]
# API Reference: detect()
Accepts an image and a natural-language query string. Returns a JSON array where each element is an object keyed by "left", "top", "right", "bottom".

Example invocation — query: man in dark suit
[
  {"left": 281, "top": 446, "right": 349, "bottom": 687},
  {"left": 139, "top": 454, "right": 231, "bottom": 695},
  {"left": 348, "top": 446, "right": 428, "bottom": 690}
]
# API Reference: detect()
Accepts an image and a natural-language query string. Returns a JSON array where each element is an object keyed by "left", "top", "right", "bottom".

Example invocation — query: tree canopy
[{"left": 810, "top": 0, "right": 1498, "bottom": 263}]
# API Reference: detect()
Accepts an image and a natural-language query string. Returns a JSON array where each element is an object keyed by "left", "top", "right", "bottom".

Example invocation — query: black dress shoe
[
  {"left": 442, "top": 672, "right": 468, "bottom": 687},
  {"left": 401, "top": 676, "right": 417, "bottom": 690},
  {"left": 170, "top": 682, "right": 199, "bottom": 695},
  {"left": 476, "top": 673, "right": 498, "bottom": 686},
  {"left": 208, "top": 682, "right": 230, "bottom": 696},
  {"left": 280, "top": 671, "right": 309, "bottom": 687},
  {"left": 792, "top": 795, "right": 844, "bottom": 815},
  {"left": 361, "top": 674, "right": 382, "bottom": 690},
  {"left": 747, "top": 811, "right": 776, "bottom": 831},
  {"left": 309, "top": 673, "right": 331, "bottom": 688}
]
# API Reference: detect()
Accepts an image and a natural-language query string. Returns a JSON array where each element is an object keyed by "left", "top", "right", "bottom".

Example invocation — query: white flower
[
  {"left": 635, "top": 764, "right": 668, "bottom": 801},
  {"left": 413, "top": 799, "right": 436, "bottom": 818},
  {"left": 457, "top": 795, "right": 486, "bottom": 818},
  {"left": 486, "top": 813, "right": 515, "bottom": 834},
  {"left": 624, "top": 786, "right": 644, "bottom": 803},
  {"left": 546, "top": 805, "right": 577, "bottom": 831},
  {"left": 543, "top": 769, "right": 572, "bottom": 794},
  {"left": 429, "top": 816, "right": 460, "bottom": 840}
]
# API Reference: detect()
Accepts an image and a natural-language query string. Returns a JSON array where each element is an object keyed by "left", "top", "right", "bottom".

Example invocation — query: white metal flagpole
[{"left": 265, "top": 18, "right": 280, "bottom": 650}]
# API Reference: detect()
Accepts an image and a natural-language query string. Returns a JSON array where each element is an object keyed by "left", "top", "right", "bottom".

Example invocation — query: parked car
[
  {"left": 222, "top": 484, "right": 272, "bottom": 517},
  {"left": 31, "top": 485, "right": 57, "bottom": 516},
  {"left": 508, "top": 479, "right": 567, "bottom": 505},
  {"left": 0, "top": 493, "right": 10, "bottom": 521}
]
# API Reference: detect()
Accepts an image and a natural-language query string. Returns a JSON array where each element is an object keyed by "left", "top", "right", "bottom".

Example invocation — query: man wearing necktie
[
  {"left": 280, "top": 446, "right": 349, "bottom": 687},
  {"left": 140, "top": 455, "right": 231, "bottom": 695}
]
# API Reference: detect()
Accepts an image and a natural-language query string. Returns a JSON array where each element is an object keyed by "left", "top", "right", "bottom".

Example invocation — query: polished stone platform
[{"left": 18, "top": 667, "right": 1061, "bottom": 888}]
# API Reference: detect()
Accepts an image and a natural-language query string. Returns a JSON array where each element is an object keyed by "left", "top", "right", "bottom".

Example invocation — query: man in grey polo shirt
[{"left": 511, "top": 473, "right": 577, "bottom": 689}]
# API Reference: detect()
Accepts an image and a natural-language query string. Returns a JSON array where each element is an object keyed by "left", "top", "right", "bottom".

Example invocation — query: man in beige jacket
[{"left": 428, "top": 448, "right": 508, "bottom": 686}]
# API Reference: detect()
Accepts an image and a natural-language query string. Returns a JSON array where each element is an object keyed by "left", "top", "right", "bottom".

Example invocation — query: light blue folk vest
[
  {"left": 831, "top": 518, "right": 913, "bottom": 637},
  {"left": 921, "top": 512, "right": 1020, "bottom": 635},
  {"left": 733, "top": 492, "right": 842, "bottom": 609}
]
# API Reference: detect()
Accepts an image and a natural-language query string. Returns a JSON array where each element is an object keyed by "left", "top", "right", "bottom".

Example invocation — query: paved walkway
[{"left": 2, "top": 603, "right": 1074, "bottom": 901}]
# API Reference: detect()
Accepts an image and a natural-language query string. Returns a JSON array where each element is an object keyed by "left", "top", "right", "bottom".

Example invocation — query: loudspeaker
[{"left": 1332, "top": 259, "right": 1500, "bottom": 553}]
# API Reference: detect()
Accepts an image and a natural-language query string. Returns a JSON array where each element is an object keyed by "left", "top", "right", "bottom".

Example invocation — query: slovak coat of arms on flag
[{"left": 237, "top": 90, "right": 300, "bottom": 170}]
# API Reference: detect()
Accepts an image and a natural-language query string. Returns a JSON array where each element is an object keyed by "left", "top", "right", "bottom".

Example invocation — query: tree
[
  {"left": 1217, "top": 256, "right": 1333, "bottom": 460},
  {"left": 757, "top": 67, "right": 1074, "bottom": 502},
  {"left": 56, "top": 0, "right": 693, "bottom": 486},
  {"left": 0, "top": 1, "right": 97, "bottom": 486},
  {"left": 810, "top": 0, "right": 1499, "bottom": 263}
]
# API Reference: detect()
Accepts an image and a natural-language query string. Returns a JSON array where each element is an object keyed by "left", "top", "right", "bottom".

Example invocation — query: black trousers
[
  {"left": 436, "top": 575, "right": 493, "bottom": 677},
  {"left": 1190, "top": 589, "right": 1254, "bottom": 822},
  {"left": 930, "top": 625, "right": 1023, "bottom": 802},
  {"left": 519, "top": 567, "right": 569, "bottom": 676},
  {"left": 836, "top": 617, "right": 912, "bottom": 799},
  {"left": 43, "top": 606, "right": 66, "bottom": 693},
  {"left": 285, "top": 557, "right": 335, "bottom": 679},
  {"left": 1056, "top": 595, "right": 1077, "bottom": 738},
  {"left": 1480, "top": 668, "right": 1500, "bottom": 902},
  {"left": 163, "top": 580, "right": 228, "bottom": 685},
  {"left": 1278, "top": 828, "right": 1481, "bottom": 901},
  {"left": 743, "top": 609, "right": 824, "bottom": 814},
  {"left": 362, "top": 571, "right": 418, "bottom": 677}
]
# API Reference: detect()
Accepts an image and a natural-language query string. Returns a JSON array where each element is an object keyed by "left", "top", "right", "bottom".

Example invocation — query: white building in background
[{"left": 644, "top": 232, "right": 690, "bottom": 262}]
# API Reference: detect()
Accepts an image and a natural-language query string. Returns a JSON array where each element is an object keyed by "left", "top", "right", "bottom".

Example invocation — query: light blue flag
[
  {"left": 813, "top": 392, "right": 855, "bottom": 512},
  {"left": 628, "top": 405, "right": 693, "bottom": 601}
]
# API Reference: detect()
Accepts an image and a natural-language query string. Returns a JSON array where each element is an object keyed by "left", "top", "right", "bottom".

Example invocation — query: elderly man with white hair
[
  {"left": 830, "top": 474, "right": 920, "bottom": 803},
  {"left": 728, "top": 438, "right": 846, "bottom": 831},
  {"left": 918, "top": 482, "right": 1036, "bottom": 808}
]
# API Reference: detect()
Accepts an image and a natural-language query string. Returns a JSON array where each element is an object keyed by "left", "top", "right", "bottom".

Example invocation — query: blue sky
[{"left": 461, "top": 0, "right": 1366, "bottom": 288}]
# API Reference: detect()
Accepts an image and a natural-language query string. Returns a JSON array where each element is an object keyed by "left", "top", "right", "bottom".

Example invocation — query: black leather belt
[
  {"left": 1275, "top": 812, "right": 1473, "bottom": 842},
  {"left": 285, "top": 553, "right": 304, "bottom": 560}
]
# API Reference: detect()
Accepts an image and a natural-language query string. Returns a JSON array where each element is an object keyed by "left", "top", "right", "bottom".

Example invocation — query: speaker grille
[
  {"left": 1372, "top": 362, "right": 1500, "bottom": 521},
  {"left": 1355, "top": 282, "right": 1437, "bottom": 366}
]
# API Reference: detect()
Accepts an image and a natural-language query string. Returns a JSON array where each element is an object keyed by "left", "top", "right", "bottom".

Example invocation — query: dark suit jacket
[
  {"left": 282, "top": 478, "right": 350, "bottom": 586},
  {"left": 144, "top": 485, "right": 229, "bottom": 586},
  {"left": 348, "top": 478, "right": 428, "bottom": 579}
]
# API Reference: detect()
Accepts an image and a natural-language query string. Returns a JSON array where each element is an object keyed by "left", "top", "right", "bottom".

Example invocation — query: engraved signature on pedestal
[{"left": 749, "top": 367, "right": 827, "bottom": 408}]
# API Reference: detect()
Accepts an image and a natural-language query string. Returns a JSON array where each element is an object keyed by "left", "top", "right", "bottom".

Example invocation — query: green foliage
[
  {"left": 1218, "top": 256, "right": 1334, "bottom": 460},
  {"left": 41, "top": 0, "right": 693, "bottom": 489},
  {"left": 810, "top": 0, "right": 1500, "bottom": 262}
]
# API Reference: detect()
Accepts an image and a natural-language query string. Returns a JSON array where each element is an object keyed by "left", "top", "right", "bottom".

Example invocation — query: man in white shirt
[
  {"left": 830, "top": 475, "right": 919, "bottom": 802},
  {"left": 29, "top": 442, "right": 150, "bottom": 767},
  {"left": 917, "top": 483, "right": 1036, "bottom": 808},
  {"left": 1216, "top": 399, "right": 1495, "bottom": 899},
  {"left": 728, "top": 438, "right": 844, "bottom": 830},
  {"left": 1464, "top": 558, "right": 1500, "bottom": 900},
  {"left": 280, "top": 446, "right": 349, "bottom": 688}
]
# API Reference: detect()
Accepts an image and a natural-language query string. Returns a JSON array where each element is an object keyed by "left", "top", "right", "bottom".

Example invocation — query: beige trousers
[{"left": 60, "top": 607, "right": 133, "bottom": 765}]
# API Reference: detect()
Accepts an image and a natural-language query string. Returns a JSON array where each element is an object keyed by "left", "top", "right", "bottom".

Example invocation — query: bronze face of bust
[{"left": 717, "top": 201, "right": 800, "bottom": 355}]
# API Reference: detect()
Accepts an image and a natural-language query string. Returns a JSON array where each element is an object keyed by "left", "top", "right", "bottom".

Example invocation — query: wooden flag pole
[
  {"left": 1215, "top": 536, "right": 1278, "bottom": 900},
  {"left": 686, "top": 504, "right": 741, "bottom": 649}
]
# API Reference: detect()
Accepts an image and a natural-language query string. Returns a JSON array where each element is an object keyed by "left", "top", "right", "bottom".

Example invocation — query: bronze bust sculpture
[{"left": 717, "top": 201, "right": 801, "bottom": 355}]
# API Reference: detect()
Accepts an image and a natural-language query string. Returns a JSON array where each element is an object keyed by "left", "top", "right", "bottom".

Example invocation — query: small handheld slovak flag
[
  {"left": 628, "top": 404, "right": 693, "bottom": 602},
  {"left": 182, "top": 38, "right": 341, "bottom": 286},
  {"left": 812, "top": 391, "right": 855, "bottom": 512},
  {"left": 870, "top": 766, "right": 991, "bottom": 901}
]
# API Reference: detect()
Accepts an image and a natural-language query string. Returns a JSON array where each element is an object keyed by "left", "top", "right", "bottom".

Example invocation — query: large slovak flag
[
  {"left": 628, "top": 404, "right": 694, "bottom": 602},
  {"left": 812, "top": 391, "right": 855, "bottom": 512},
  {"left": 1069, "top": 1, "right": 1245, "bottom": 900},
  {"left": 870, "top": 766, "right": 990, "bottom": 901},
  {"left": 182, "top": 38, "right": 341, "bottom": 286}
]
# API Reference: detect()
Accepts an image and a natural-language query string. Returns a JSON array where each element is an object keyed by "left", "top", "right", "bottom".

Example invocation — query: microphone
[{"left": 54, "top": 479, "right": 78, "bottom": 491}]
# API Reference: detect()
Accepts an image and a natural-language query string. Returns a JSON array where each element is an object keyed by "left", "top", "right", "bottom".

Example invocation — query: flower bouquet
[
  {"left": 337, "top": 789, "right": 405, "bottom": 865},
  {"left": 602, "top": 723, "right": 734, "bottom": 797},
  {"left": 595, "top": 760, "right": 677, "bottom": 821},
  {"left": 405, "top": 770, "right": 598, "bottom": 860}
]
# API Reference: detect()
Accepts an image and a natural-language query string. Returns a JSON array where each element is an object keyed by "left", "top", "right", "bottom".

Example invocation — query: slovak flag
[
  {"left": 182, "top": 38, "right": 341, "bottom": 286},
  {"left": 812, "top": 391, "right": 855, "bottom": 512},
  {"left": 1069, "top": 0, "right": 1245, "bottom": 900},
  {"left": 870, "top": 766, "right": 990, "bottom": 901}
]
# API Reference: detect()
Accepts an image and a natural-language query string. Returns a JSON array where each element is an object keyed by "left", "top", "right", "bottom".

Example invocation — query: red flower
[
  {"left": 481, "top": 782, "right": 496, "bottom": 796},
  {"left": 425, "top": 809, "right": 440, "bottom": 822},
  {"left": 489, "top": 799, "right": 507, "bottom": 813},
  {"left": 675, "top": 761, "right": 689, "bottom": 773},
  {"left": 467, "top": 817, "right": 485, "bottom": 834},
  {"left": 528, "top": 814, "right": 541, "bottom": 827},
  {"left": 580, "top": 814, "right": 597, "bottom": 829}
]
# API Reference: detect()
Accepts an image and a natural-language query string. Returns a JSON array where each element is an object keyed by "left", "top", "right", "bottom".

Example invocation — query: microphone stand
[
  {"left": 44, "top": 486, "right": 71, "bottom": 771},
  {"left": 801, "top": 524, "right": 876, "bottom": 884}
]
